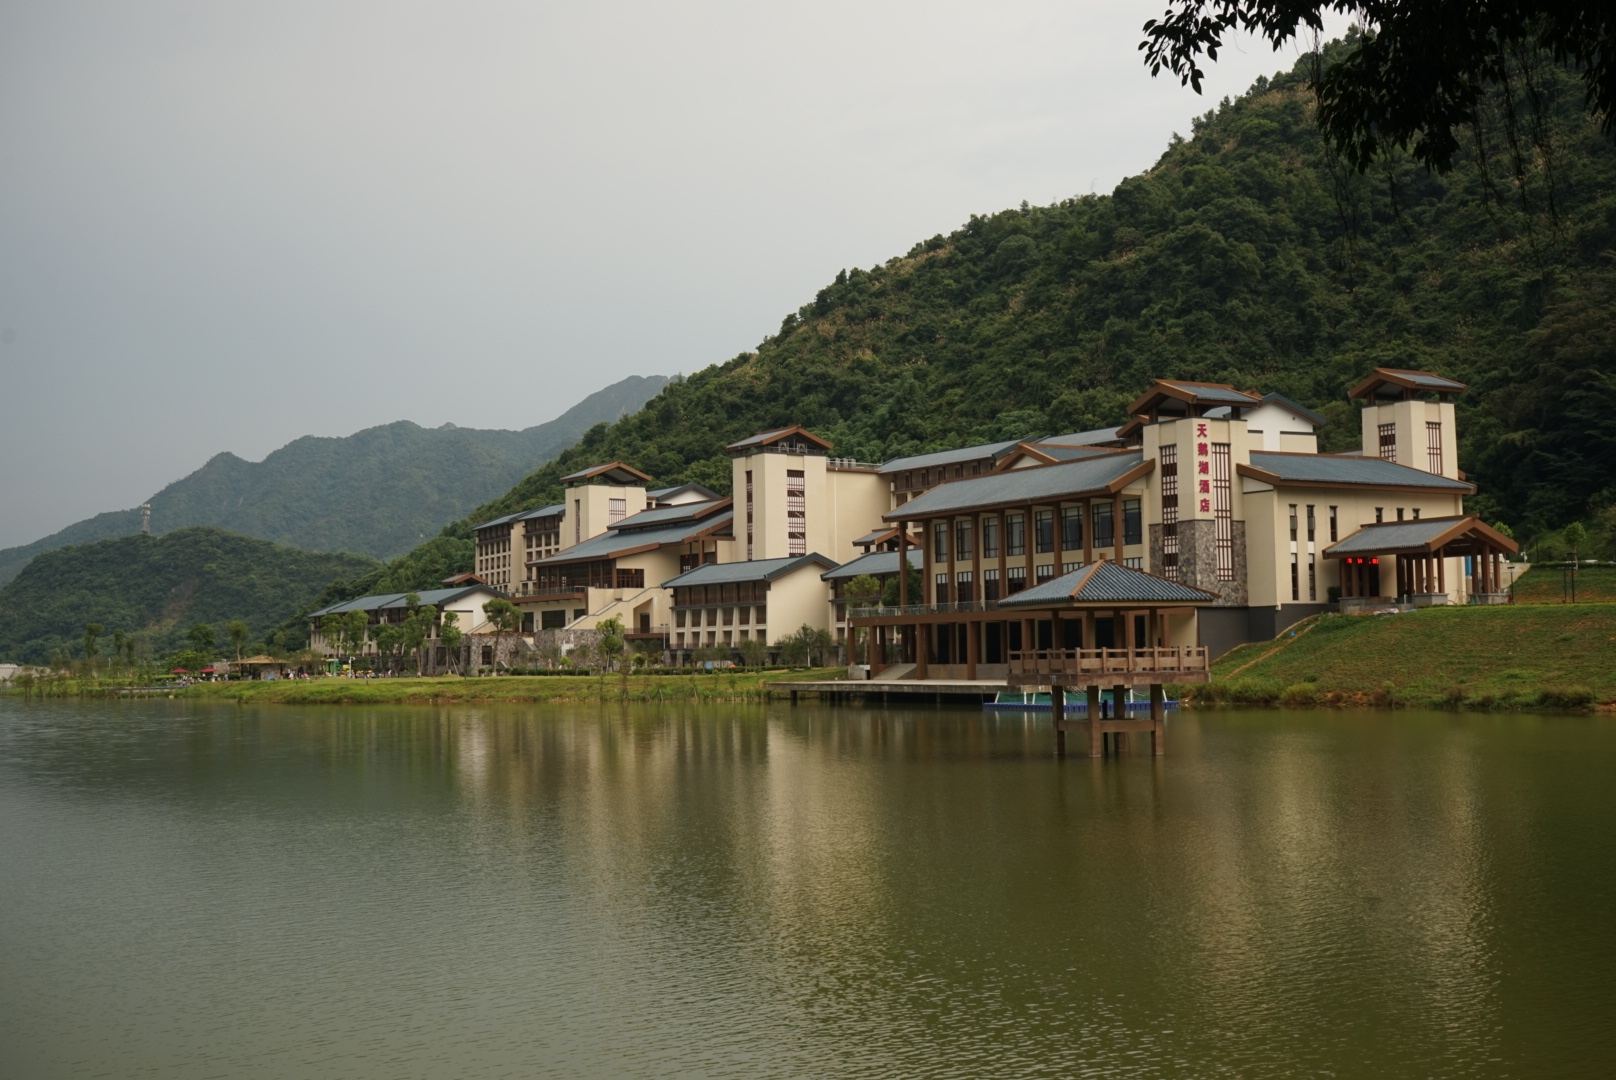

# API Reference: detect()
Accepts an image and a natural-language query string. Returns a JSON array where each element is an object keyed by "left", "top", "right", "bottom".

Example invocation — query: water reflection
[{"left": 1, "top": 701, "right": 1613, "bottom": 1078}]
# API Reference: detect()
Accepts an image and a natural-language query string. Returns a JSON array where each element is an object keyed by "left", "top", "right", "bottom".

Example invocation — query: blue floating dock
[{"left": 984, "top": 691, "right": 1179, "bottom": 712}]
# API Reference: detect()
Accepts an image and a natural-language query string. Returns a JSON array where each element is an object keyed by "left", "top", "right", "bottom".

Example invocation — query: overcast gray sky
[{"left": 0, "top": 0, "right": 1332, "bottom": 548}]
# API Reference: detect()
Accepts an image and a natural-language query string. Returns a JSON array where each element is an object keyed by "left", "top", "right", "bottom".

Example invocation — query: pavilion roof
[
  {"left": 999, "top": 560, "right": 1218, "bottom": 607},
  {"left": 1349, "top": 367, "right": 1467, "bottom": 400},
  {"left": 1324, "top": 515, "right": 1518, "bottom": 558}
]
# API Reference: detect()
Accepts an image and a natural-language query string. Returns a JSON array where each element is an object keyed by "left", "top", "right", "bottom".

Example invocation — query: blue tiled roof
[
  {"left": 880, "top": 439, "right": 1025, "bottom": 475},
  {"left": 536, "top": 512, "right": 733, "bottom": 564},
  {"left": 1247, "top": 452, "right": 1471, "bottom": 490},
  {"left": 886, "top": 452, "right": 1146, "bottom": 519},
  {"left": 309, "top": 585, "right": 498, "bottom": 618},
  {"left": 1037, "top": 427, "right": 1126, "bottom": 447},
  {"left": 820, "top": 549, "right": 922, "bottom": 580},
  {"left": 613, "top": 499, "right": 727, "bottom": 531},
  {"left": 999, "top": 561, "right": 1216, "bottom": 606},
  {"left": 663, "top": 554, "right": 836, "bottom": 588}
]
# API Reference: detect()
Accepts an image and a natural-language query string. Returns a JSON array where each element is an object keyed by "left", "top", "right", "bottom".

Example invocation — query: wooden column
[
  {"left": 1087, "top": 684, "right": 1103, "bottom": 757},
  {"left": 1150, "top": 682, "right": 1165, "bottom": 755},
  {"left": 966, "top": 612, "right": 979, "bottom": 679},
  {"left": 1052, "top": 685, "right": 1066, "bottom": 756},
  {"left": 1112, "top": 684, "right": 1129, "bottom": 751},
  {"left": 897, "top": 526, "right": 909, "bottom": 605}
]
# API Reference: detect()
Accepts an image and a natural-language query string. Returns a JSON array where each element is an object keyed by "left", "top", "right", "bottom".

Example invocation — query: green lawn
[
  {"left": 164, "top": 668, "right": 847, "bottom": 705},
  {"left": 1511, "top": 565, "right": 1616, "bottom": 605},
  {"left": 1203, "top": 604, "right": 1616, "bottom": 710}
]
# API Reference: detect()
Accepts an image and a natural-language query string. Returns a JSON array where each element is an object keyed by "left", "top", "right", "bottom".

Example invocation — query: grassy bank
[
  {"left": 126, "top": 668, "right": 851, "bottom": 705},
  {"left": 1512, "top": 565, "right": 1616, "bottom": 605},
  {"left": 1200, "top": 604, "right": 1616, "bottom": 710}
]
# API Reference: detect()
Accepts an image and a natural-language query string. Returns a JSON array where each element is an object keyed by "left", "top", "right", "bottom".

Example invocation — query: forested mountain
[
  {"left": 0, "top": 528, "right": 379, "bottom": 663},
  {"left": 310, "top": 44, "right": 1616, "bottom": 614},
  {"left": 0, "top": 374, "right": 668, "bottom": 585}
]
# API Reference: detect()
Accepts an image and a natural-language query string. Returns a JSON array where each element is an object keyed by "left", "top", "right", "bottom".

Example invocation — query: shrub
[
  {"left": 1536, "top": 685, "right": 1596, "bottom": 709},
  {"left": 1280, "top": 683, "right": 1318, "bottom": 707}
]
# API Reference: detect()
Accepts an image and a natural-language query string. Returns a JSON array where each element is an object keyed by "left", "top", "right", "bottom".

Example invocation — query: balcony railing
[
  {"left": 514, "top": 582, "right": 590, "bottom": 598},
  {"left": 1007, "top": 646, "right": 1208, "bottom": 677},
  {"left": 848, "top": 601, "right": 1005, "bottom": 618}
]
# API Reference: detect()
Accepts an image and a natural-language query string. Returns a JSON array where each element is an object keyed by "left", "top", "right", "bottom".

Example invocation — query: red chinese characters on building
[{"left": 1194, "top": 424, "right": 1211, "bottom": 515}]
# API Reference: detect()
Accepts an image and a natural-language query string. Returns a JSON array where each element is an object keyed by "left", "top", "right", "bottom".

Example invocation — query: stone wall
[{"left": 1151, "top": 519, "right": 1248, "bottom": 607}]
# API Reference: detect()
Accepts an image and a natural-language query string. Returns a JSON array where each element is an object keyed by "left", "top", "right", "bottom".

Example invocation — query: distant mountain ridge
[
  {"left": 0, "top": 527, "right": 381, "bottom": 663},
  {"left": 0, "top": 374, "right": 668, "bottom": 585}
]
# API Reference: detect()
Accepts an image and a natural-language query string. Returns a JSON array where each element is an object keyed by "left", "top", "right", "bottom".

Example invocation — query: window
[
  {"left": 955, "top": 570, "right": 973, "bottom": 602},
  {"left": 1007, "top": 513, "right": 1025, "bottom": 556},
  {"left": 1375, "top": 507, "right": 1384, "bottom": 523},
  {"left": 1213, "top": 443, "right": 1233, "bottom": 581},
  {"left": 1412, "top": 508, "right": 1421, "bottom": 520},
  {"left": 982, "top": 515, "right": 1000, "bottom": 559},
  {"left": 609, "top": 498, "right": 626, "bottom": 524},
  {"left": 1329, "top": 506, "right": 1338, "bottom": 541},
  {"left": 1124, "top": 557, "right": 1143, "bottom": 569},
  {"left": 1291, "top": 553, "right": 1299, "bottom": 601},
  {"left": 934, "top": 573, "right": 949, "bottom": 604},
  {"left": 1036, "top": 564, "right": 1055, "bottom": 583},
  {"left": 1093, "top": 502, "right": 1114, "bottom": 548},
  {"left": 786, "top": 470, "right": 805, "bottom": 556},
  {"left": 1306, "top": 505, "right": 1316, "bottom": 543},
  {"left": 1062, "top": 506, "right": 1083, "bottom": 551},
  {"left": 739, "top": 606, "right": 750, "bottom": 624},
  {"left": 1007, "top": 565, "right": 1026, "bottom": 594},
  {"left": 1289, "top": 504, "right": 1298, "bottom": 542},
  {"left": 1378, "top": 423, "right": 1397, "bottom": 461},
  {"left": 1123, "top": 499, "right": 1142, "bottom": 546},
  {"left": 1426, "top": 420, "right": 1443, "bottom": 474},
  {"left": 1397, "top": 508, "right": 1405, "bottom": 521},
  {"left": 956, "top": 519, "right": 974, "bottom": 561},
  {"left": 1034, "top": 510, "right": 1053, "bottom": 554},
  {"left": 933, "top": 521, "right": 949, "bottom": 561},
  {"left": 745, "top": 470, "right": 754, "bottom": 560},
  {"left": 574, "top": 498, "right": 582, "bottom": 544},
  {"left": 756, "top": 605, "right": 766, "bottom": 624},
  {"left": 1308, "top": 552, "right": 1317, "bottom": 601},
  {"left": 983, "top": 568, "right": 1001, "bottom": 602},
  {"left": 1160, "top": 445, "right": 1179, "bottom": 579}
]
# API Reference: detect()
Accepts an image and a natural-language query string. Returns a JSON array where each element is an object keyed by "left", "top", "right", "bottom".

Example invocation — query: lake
[{"left": 2, "top": 699, "right": 1613, "bottom": 1078}]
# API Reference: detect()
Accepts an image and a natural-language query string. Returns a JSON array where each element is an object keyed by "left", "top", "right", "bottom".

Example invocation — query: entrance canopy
[{"left": 1324, "top": 514, "right": 1517, "bottom": 561}]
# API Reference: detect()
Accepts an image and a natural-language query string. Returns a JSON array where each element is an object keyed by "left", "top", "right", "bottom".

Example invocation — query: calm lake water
[{"left": 2, "top": 699, "right": 1613, "bottom": 1079}]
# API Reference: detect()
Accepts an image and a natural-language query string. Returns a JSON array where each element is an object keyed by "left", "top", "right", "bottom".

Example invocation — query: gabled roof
[
  {"left": 514, "top": 503, "right": 566, "bottom": 521},
  {"left": 535, "top": 511, "right": 733, "bottom": 565},
  {"left": 1350, "top": 368, "right": 1467, "bottom": 400},
  {"left": 886, "top": 452, "right": 1151, "bottom": 520},
  {"left": 559, "top": 461, "right": 654, "bottom": 485},
  {"left": 997, "top": 442, "right": 1122, "bottom": 468},
  {"left": 1127, "top": 379, "right": 1262, "bottom": 416},
  {"left": 1038, "top": 427, "right": 1128, "bottom": 447},
  {"left": 879, "top": 439, "right": 1025, "bottom": 475},
  {"left": 663, "top": 553, "right": 836, "bottom": 588},
  {"left": 472, "top": 510, "right": 526, "bottom": 531},
  {"left": 1323, "top": 515, "right": 1518, "bottom": 558},
  {"left": 647, "top": 483, "right": 720, "bottom": 505},
  {"left": 309, "top": 585, "right": 500, "bottom": 619},
  {"left": 1259, "top": 392, "right": 1327, "bottom": 427},
  {"left": 724, "top": 425, "right": 833, "bottom": 453},
  {"left": 999, "top": 560, "right": 1218, "bottom": 607},
  {"left": 612, "top": 498, "right": 730, "bottom": 531},
  {"left": 820, "top": 548, "right": 922, "bottom": 580},
  {"left": 1239, "top": 452, "right": 1473, "bottom": 493}
]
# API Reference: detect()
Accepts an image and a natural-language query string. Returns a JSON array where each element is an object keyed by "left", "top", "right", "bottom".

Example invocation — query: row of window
[
  {"left": 930, "top": 502, "right": 1143, "bottom": 561},
  {"left": 674, "top": 629, "right": 765, "bottom": 648},
  {"left": 675, "top": 606, "right": 766, "bottom": 628}
]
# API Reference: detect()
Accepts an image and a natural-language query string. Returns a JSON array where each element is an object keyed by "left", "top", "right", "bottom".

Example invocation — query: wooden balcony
[{"left": 1006, "top": 645, "right": 1209, "bottom": 686}]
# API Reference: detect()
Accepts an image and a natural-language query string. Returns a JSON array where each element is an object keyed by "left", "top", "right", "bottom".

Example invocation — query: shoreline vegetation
[{"left": 7, "top": 601, "right": 1615, "bottom": 711}]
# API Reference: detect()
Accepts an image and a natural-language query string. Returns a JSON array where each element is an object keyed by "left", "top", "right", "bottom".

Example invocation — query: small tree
[
  {"left": 338, "top": 611, "right": 370, "bottom": 663},
  {"left": 226, "top": 619, "right": 249, "bottom": 663},
  {"left": 882, "top": 564, "right": 924, "bottom": 607},
  {"left": 187, "top": 622, "right": 216, "bottom": 657},
  {"left": 597, "top": 616, "right": 625, "bottom": 673},
  {"left": 83, "top": 623, "right": 104, "bottom": 672},
  {"left": 112, "top": 629, "right": 128, "bottom": 670},
  {"left": 738, "top": 636, "right": 769, "bottom": 668},
  {"left": 402, "top": 601, "right": 435, "bottom": 675},
  {"left": 537, "top": 640, "right": 565, "bottom": 670},
  {"left": 439, "top": 611, "right": 463, "bottom": 674},
  {"left": 482, "top": 598, "right": 521, "bottom": 672},
  {"left": 374, "top": 625, "right": 404, "bottom": 673},
  {"left": 778, "top": 628, "right": 810, "bottom": 667}
]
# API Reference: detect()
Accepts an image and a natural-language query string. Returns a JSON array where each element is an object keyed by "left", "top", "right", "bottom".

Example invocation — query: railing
[
  {"left": 626, "top": 624, "right": 671, "bottom": 637},
  {"left": 1007, "top": 646, "right": 1208, "bottom": 677},
  {"left": 848, "top": 600, "right": 1005, "bottom": 618},
  {"left": 826, "top": 457, "right": 882, "bottom": 471},
  {"left": 515, "top": 583, "right": 589, "bottom": 598}
]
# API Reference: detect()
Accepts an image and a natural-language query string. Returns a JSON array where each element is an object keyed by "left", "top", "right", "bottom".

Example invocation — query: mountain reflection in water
[{"left": 2, "top": 700, "right": 1613, "bottom": 1079}]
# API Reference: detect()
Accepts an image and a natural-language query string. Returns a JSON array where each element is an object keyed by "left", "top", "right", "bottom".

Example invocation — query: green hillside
[
  {"left": 327, "top": 43, "right": 1615, "bottom": 606},
  {"left": 0, "top": 374, "right": 668, "bottom": 585},
  {"left": 0, "top": 528, "right": 379, "bottom": 663}
]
